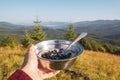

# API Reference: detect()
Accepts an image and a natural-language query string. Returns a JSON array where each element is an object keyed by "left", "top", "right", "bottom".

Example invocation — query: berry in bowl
[{"left": 34, "top": 40, "right": 83, "bottom": 70}]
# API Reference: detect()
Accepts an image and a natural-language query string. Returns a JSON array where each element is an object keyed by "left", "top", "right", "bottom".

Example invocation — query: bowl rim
[{"left": 34, "top": 39, "right": 84, "bottom": 62}]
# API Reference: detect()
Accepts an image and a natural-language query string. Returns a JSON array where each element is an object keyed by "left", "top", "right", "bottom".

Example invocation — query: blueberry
[
  {"left": 41, "top": 48, "right": 73, "bottom": 60},
  {"left": 60, "top": 48, "right": 63, "bottom": 51},
  {"left": 41, "top": 54, "right": 46, "bottom": 58},
  {"left": 54, "top": 50, "right": 57, "bottom": 53},
  {"left": 67, "top": 53, "right": 72, "bottom": 57}
]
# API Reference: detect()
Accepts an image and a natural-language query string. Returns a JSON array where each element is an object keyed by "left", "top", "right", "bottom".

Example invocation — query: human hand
[{"left": 21, "top": 44, "right": 60, "bottom": 80}]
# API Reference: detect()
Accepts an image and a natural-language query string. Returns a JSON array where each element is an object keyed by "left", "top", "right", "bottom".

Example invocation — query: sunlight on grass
[
  {"left": 0, "top": 46, "right": 27, "bottom": 80},
  {"left": 0, "top": 48, "right": 120, "bottom": 80}
]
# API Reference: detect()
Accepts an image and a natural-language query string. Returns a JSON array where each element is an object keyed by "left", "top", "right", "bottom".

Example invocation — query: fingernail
[
  {"left": 53, "top": 71, "right": 56, "bottom": 74},
  {"left": 53, "top": 70, "right": 59, "bottom": 74}
]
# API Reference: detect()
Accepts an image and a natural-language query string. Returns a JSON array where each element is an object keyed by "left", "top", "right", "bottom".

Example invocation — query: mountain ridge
[
  {"left": 0, "top": 20, "right": 120, "bottom": 42},
  {"left": 0, "top": 19, "right": 120, "bottom": 28}
]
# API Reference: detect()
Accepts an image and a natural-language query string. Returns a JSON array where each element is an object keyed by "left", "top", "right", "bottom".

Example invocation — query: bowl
[{"left": 34, "top": 40, "right": 84, "bottom": 70}]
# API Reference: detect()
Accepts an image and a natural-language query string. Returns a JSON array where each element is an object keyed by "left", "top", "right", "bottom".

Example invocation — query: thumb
[{"left": 28, "top": 44, "right": 37, "bottom": 60}]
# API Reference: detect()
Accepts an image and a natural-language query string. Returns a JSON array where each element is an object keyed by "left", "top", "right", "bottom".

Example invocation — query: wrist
[{"left": 21, "top": 67, "right": 42, "bottom": 80}]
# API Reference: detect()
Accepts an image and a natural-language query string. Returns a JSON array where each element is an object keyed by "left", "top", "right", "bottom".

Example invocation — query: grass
[
  {"left": 0, "top": 46, "right": 27, "bottom": 80},
  {"left": 0, "top": 47, "right": 120, "bottom": 80}
]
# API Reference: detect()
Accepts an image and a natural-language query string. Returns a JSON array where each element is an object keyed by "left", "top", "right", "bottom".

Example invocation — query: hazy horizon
[{"left": 1, "top": 19, "right": 120, "bottom": 26}]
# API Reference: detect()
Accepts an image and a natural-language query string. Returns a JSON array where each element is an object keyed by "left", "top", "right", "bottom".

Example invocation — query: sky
[{"left": 0, "top": 0, "right": 120, "bottom": 24}]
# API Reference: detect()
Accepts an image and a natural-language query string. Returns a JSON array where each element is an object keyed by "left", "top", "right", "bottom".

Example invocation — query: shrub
[
  {"left": 0, "top": 35, "right": 19, "bottom": 47},
  {"left": 65, "top": 24, "right": 77, "bottom": 41}
]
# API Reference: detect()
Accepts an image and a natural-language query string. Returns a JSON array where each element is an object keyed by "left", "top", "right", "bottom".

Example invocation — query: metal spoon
[{"left": 65, "top": 32, "right": 87, "bottom": 52}]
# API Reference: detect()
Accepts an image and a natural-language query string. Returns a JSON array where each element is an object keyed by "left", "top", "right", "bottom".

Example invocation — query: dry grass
[
  {"left": 48, "top": 50, "right": 120, "bottom": 80},
  {"left": 0, "top": 48, "right": 120, "bottom": 80},
  {"left": 0, "top": 46, "right": 27, "bottom": 80},
  {"left": 69, "top": 50, "right": 120, "bottom": 80}
]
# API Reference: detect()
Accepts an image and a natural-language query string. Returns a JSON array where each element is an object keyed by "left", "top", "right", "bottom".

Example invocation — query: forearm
[
  {"left": 21, "top": 67, "right": 42, "bottom": 80},
  {"left": 8, "top": 69, "right": 32, "bottom": 80}
]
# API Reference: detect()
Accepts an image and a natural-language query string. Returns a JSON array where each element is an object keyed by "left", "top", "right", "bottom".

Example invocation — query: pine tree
[
  {"left": 21, "top": 30, "right": 34, "bottom": 47},
  {"left": 79, "top": 38, "right": 93, "bottom": 50},
  {"left": 21, "top": 18, "right": 47, "bottom": 47},
  {"left": 31, "top": 17, "right": 46, "bottom": 43},
  {"left": 90, "top": 40, "right": 106, "bottom": 52},
  {"left": 31, "top": 26, "right": 46, "bottom": 43},
  {"left": 0, "top": 35, "right": 18, "bottom": 47},
  {"left": 65, "top": 24, "right": 77, "bottom": 41}
]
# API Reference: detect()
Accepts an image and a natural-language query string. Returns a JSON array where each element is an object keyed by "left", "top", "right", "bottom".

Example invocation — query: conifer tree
[
  {"left": 0, "top": 35, "right": 18, "bottom": 47},
  {"left": 21, "top": 18, "right": 47, "bottom": 47},
  {"left": 31, "top": 26, "right": 46, "bottom": 43},
  {"left": 21, "top": 30, "right": 34, "bottom": 47},
  {"left": 31, "top": 17, "right": 46, "bottom": 43},
  {"left": 90, "top": 40, "right": 106, "bottom": 52},
  {"left": 79, "top": 38, "right": 93, "bottom": 50},
  {"left": 65, "top": 24, "right": 77, "bottom": 41}
]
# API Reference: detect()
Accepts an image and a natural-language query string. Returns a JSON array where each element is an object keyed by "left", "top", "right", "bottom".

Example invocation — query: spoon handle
[{"left": 66, "top": 32, "right": 87, "bottom": 50}]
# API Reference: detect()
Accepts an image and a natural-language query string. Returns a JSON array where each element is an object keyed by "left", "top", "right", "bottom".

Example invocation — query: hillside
[
  {"left": 0, "top": 22, "right": 25, "bottom": 29},
  {"left": 0, "top": 20, "right": 120, "bottom": 46},
  {"left": 74, "top": 20, "right": 120, "bottom": 40},
  {"left": 0, "top": 47, "right": 120, "bottom": 80}
]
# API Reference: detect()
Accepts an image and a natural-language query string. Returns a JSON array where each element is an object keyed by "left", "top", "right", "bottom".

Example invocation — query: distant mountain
[
  {"left": 41, "top": 21, "right": 69, "bottom": 29},
  {"left": 73, "top": 20, "right": 120, "bottom": 27},
  {"left": 0, "top": 22, "right": 23, "bottom": 29},
  {"left": 0, "top": 20, "right": 120, "bottom": 46},
  {"left": 0, "top": 21, "right": 69, "bottom": 29},
  {"left": 0, "top": 20, "right": 120, "bottom": 40},
  {"left": 73, "top": 20, "right": 120, "bottom": 40}
]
